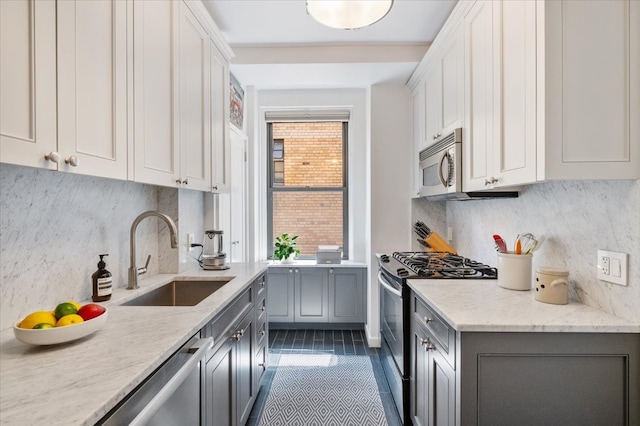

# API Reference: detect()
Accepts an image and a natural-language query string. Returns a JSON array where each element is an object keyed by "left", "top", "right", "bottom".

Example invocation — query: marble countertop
[
  {"left": 408, "top": 279, "right": 640, "bottom": 333},
  {"left": 267, "top": 259, "right": 367, "bottom": 267},
  {"left": 0, "top": 262, "right": 268, "bottom": 426}
]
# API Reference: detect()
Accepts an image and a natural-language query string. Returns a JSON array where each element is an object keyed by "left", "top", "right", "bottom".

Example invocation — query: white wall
[
  {"left": 413, "top": 180, "right": 640, "bottom": 323},
  {"left": 368, "top": 85, "right": 413, "bottom": 345},
  {"left": 0, "top": 164, "right": 204, "bottom": 330}
]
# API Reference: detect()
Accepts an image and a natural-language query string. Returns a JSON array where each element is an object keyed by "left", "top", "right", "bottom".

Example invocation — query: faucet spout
[{"left": 128, "top": 211, "right": 178, "bottom": 290}]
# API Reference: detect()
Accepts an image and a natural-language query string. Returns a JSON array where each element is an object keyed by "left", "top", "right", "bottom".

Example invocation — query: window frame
[{"left": 266, "top": 121, "right": 349, "bottom": 260}]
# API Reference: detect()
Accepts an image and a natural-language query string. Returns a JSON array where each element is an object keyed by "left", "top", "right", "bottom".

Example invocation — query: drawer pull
[
  {"left": 424, "top": 316, "right": 434, "bottom": 324},
  {"left": 260, "top": 306, "right": 266, "bottom": 312},
  {"left": 420, "top": 338, "right": 435, "bottom": 351},
  {"left": 259, "top": 330, "right": 266, "bottom": 336},
  {"left": 259, "top": 363, "right": 266, "bottom": 369}
]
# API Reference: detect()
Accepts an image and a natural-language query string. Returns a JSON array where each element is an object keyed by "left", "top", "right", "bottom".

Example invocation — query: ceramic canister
[{"left": 535, "top": 266, "right": 569, "bottom": 305}]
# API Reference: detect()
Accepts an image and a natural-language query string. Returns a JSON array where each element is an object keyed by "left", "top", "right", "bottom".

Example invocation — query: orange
[{"left": 56, "top": 314, "right": 84, "bottom": 327}]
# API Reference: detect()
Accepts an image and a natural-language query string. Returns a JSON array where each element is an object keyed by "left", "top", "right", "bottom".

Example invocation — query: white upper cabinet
[
  {"left": 211, "top": 40, "right": 231, "bottom": 193},
  {"left": 179, "top": 1, "right": 211, "bottom": 191},
  {"left": 464, "top": 0, "right": 537, "bottom": 191},
  {"left": 538, "top": 0, "right": 640, "bottom": 180},
  {"left": 463, "top": 0, "right": 494, "bottom": 191},
  {"left": 423, "top": 21, "right": 464, "bottom": 146},
  {"left": 132, "top": 0, "right": 181, "bottom": 187},
  {"left": 0, "top": 0, "right": 57, "bottom": 170},
  {"left": 57, "top": 0, "right": 128, "bottom": 180}
]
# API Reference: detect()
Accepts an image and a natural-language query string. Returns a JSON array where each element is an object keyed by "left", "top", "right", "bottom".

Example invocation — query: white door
[{"left": 229, "top": 127, "right": 246, "bottom": 263}]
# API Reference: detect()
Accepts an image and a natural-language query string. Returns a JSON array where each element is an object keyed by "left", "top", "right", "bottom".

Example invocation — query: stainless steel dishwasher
[{"left": 98, "top": 335, "right": 213, "bottom": 426}]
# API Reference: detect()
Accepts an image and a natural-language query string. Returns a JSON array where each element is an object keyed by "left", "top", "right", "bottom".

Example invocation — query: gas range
[{"left": 379, "top": 251, "right": 497, "bottom": 281}]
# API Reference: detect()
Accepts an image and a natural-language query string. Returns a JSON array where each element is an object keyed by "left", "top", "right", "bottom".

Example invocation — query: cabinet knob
[
  {"left": 258, "top": 362, "right": 266, "bottom": 369},
  {"left": 260, "top": 306, "right": 266, "bottom": 312},
  {"left": 64, "top": 156, "right": 79, "bottom": 167},
  {"left": 176, "top": 178, "right": 183, "bottom": 184},
  {"left": 288, "top": 268, "right": 293, "bottom": 273},
  {"left": 182, "top": 178, "right": 188, "bottom": 185},
  {"left": 44, "top": 151, "right": 61, "bottom": 164},
  {"left": 329, "top": 268, "right": 334, "bottom": 274},
  {"left": 212, "top": 185, "right": 218, "bottom": 191},
  {"left": 295, "top": 269, "right": 299, "bottom": 273},
  {"left": 491, "top": 177, "right": 499, "bottom": 184},
  {"left": 484, "top": 179, "right": 491, "bottom": 186},
  {"left": 424, "top": 316, "right": 434, "bottom": 324},
  {"left": 420, "top": 338, "right": 435, "bottom": 351},
  {"left": 259, "top": 330, "right": 266, "bottom": 336}
]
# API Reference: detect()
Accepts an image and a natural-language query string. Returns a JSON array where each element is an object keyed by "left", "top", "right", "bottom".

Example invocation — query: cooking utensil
[
  {"left": 493, "top": 234, "right": 508, "bottom": 253},
  {"left": 413, "top": 221, "right": 457, "bottom": 254},
  {"left": 516, "top": 233, "right": 538, "bottom": 255}
]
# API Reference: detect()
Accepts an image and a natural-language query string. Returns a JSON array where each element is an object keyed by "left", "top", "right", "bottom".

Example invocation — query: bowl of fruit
[{"left": 13, "top": 301, "right": 108, "bottom": 345}]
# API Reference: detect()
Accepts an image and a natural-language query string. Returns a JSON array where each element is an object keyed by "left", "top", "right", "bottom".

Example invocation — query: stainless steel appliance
[
  {"left": 99, "top": 335, "right": 212, "bottom": 425},
  {"left": 378, "top": 252, "right": 497, "bottom": 424},
  {"left": 201, "top": 230, "right": 229, "bottom": 270},
  {"left": 418, "top": 128, "right": 517, "bottom": 201}
]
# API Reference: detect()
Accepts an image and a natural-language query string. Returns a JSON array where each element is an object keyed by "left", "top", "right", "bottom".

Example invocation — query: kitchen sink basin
[{"left": 122, "top": 279, "right": 232, "bottom": 307}]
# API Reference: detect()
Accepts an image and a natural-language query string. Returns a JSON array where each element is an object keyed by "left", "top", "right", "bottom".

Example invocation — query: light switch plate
[{"left": 597, "top": 250, "right": 628, "bottom": 286}]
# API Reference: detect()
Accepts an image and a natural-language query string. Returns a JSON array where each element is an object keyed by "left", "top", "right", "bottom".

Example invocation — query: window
[{"left": 267, "top": 121, "right": 348, "bottom": 259}]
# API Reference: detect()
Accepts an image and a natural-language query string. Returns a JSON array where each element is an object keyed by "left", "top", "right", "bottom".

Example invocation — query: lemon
[
  {"left": 33, "top": 323, "right": 54, "bottom": 329},
  {"left": 56, "top": 314, "right": 84, "bottom": 327},
  {"left": 18, "top": 311, "right": 57, "bottom": 329},
  {"left": 65, "top": 300, "right": 82, "bottom": 311},
  {"left": 54, "top": 302, "right": 78, "bottom": 320}
]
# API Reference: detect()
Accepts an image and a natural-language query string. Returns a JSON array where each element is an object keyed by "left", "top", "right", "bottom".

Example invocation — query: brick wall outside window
[{"left": 271, "top": 122, "right": 345, "bottom": 256}]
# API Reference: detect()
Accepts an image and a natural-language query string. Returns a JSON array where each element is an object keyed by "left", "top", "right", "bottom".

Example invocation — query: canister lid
[{"left": 536, "top": 266, "right": 569, "bottom": 276}]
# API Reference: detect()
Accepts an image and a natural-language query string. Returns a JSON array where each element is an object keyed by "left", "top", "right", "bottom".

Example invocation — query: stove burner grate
[{"left": 392, "top": 251, "right": 497, "bottom": 279}]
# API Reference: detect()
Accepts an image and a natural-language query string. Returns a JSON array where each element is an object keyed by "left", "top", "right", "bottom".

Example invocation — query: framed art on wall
[{"left": 230, "top": 73, "right": 244, "bottom": 129}]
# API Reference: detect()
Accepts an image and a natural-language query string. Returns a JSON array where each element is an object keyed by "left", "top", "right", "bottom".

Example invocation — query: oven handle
[
  {"left": 378, "top": 271, "right": 402, "bottom": 298},
  {"left": 129, "top": 336, "right": 213, "bottom": 426}
]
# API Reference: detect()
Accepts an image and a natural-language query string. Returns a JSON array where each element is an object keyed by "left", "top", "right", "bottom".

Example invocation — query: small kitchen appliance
[
  {"left": 378, "top": 251, "right": 496, "bottom": 424},
  {"left": 201, "top": 230, "right": 229, "bottom": 270}
]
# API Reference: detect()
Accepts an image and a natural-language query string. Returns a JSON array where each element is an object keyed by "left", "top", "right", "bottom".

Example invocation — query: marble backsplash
[
  {"left": 412, "top": 180, "right": 640, "bottom": 323},
  {"left": 0, "top": 164, "right": 205, "bottom": 330}
]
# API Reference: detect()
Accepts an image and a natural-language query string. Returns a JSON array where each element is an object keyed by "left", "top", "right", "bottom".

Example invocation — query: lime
[
  {"left": 65, "top": 300, "right": 82, "bottom": 311},
  {"left": 54, "top": 302, "right": 78, "bottom": 320},
  {"left": 33, "top": 323, "right": 54, "bottom": 329},
  {"left": 18, "top": 311, "right": 57, "bottom": 329},
  {"left": 56, "top": 314, "right": 84, "bottom": 327}
]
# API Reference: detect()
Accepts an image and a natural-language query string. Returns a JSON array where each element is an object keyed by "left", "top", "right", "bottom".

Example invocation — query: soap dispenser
[{"left": 92, "top": 254, "right": 113, "bottom": 302}]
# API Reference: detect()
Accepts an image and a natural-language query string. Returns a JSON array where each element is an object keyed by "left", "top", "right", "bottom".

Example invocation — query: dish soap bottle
[{"left": 92, "top": 254, "right": 112, "bottom": 302}]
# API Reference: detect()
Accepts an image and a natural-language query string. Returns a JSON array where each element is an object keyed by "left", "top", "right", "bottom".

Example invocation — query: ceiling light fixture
[{"left": 306, "top": 0, "right": 394, "bottom": 30}]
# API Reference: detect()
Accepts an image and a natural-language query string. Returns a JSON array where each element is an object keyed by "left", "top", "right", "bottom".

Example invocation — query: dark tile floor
[{"left": 246, "top": 329, "right": 402, "bottom": 426}]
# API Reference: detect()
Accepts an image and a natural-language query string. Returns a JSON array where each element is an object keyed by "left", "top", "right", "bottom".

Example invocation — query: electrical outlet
[
  {"left": 597, "top": 250, "right": 628, "bottom": 286},
  {"left": 187, "top": 233, "right": 194, "bottom": 252}
]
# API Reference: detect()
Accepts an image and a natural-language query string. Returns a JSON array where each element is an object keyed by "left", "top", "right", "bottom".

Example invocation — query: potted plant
[{"left": 273, "top": 233, "right": 300, "bottom": 263}]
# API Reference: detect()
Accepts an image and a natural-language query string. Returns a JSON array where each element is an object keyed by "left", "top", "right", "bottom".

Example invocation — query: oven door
[{"left": 379, "top": 271, "right": 405, "bottom": 376}]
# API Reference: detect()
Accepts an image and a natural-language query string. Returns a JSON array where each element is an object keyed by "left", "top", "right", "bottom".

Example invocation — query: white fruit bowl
[{"left": 13, "top": 309, "right": 108, "bottom": 345}]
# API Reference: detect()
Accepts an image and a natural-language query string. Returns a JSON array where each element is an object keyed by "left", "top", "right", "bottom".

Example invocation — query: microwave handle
[{"left": 438, "top": 151, "right": 450, "bottom": 188}]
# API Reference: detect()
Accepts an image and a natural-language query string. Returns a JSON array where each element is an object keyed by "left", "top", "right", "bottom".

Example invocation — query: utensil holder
[{"left": 497, "top": 253, "right": 532, "bottom": 291}]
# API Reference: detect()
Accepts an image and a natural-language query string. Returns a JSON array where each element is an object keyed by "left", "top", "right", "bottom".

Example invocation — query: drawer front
[
  {"left": 256, "top": 296, "right": 267, "bottom": 323},
  {"left": 255, "top": 273, "right": 266, "bottom": 299},
  {"left": 206, "top": 287, "right": 253, "bottom": 348},
  {"left": 413, "top": 295, "right": 456, "bottom": 368},
  {"left": 256, "top": 319, "right": 267, "bottom": 347}
]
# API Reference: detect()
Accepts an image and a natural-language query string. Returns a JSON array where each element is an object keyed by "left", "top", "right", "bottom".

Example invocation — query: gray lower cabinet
[
  {"left": 410, "top": 314, "right": 455, "bottom": 426},
  {"left": 267, "top": 266, "right": 366, "bottom": 325},
  {"left": 203, "top": 274, "right": 267, "bottom": 426},
  {"left": 410, "top": 291, "right": 640, "bottom": 426}
]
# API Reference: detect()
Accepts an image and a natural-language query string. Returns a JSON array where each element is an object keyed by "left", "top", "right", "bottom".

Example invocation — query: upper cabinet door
[
  {"left": 211, "top": 41, "right": 230, "bottom": 193},
  {"left": 440, "top": 20, "right": 464, "bottom": 138},
  {"left": 133, "top": 0, "right": 181, "bottom": 187},
  {"left": 179, "top": 1, "right": 211, "bottom": 191},
  {"left": 424, "top": 64, "right": 442, "bottom": 146},
  {"left": 540, "top": 0, "right": 640, "bottom": 180},
  {"left": 0, "top": 0, "right": 57, "bottom": 169},
  {"left": 492, "top": 0, "right": 537, "bottom": 187},
  {"left": 57, "top": 0, "right": 128, "bottom": 180},
  {"left": 463, "top": 0, "right": 494, "bottom": 191}
]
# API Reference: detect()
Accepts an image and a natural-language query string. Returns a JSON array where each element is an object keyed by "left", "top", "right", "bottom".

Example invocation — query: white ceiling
[{"left": 202, "top": 0, "right": 457, "bottom": 89}]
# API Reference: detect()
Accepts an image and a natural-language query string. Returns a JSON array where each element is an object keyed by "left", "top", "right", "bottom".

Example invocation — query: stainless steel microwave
[
  {"left": 418, "top": 128, "right": 463, "bottom": 199},
  {"left": 418, "top": 128, "right": 518, "bottom": 201}
]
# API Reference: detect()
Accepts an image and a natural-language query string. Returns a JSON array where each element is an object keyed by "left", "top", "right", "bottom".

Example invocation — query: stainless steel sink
[{"left": 122, "top": 279, "right": 232, "bottom": 306}]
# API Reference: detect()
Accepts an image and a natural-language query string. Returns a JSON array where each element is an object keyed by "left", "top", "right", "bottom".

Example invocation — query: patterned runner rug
[{"left": 258, "top": 353, "right": 388, "bottom": 426}]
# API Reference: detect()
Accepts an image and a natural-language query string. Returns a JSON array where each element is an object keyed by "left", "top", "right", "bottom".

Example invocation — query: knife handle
[{"left": 425, "top": 232, "right": 457, "bottom": 254}]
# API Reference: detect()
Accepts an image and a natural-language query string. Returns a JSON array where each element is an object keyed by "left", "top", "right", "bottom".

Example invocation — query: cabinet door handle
[
  {"left": 259, "top": 330, "right": 266, "bottom": 336},
  {"left": 176, "top": 178, "right": 183, "bottom": 184},
  {"left": 182, "top": 178, "right": 188, "bottom": 185},
  {"left": 64, "top": 156, "right": 79, "bottom": 167},
  {"left": 258, "top": 362, "right": 266, "bottom": 369},
  {"left": 44, "top": 151, "right": 61, "bottom": 163},
  {"left": 424, "top": 316, "right": 434, "bottom": 324},
  {"left": 260, "top": 306, "right": 266, "bottom": 312},
  {"left": 420, "top": 338, "right": 435, "bottom": 351}
]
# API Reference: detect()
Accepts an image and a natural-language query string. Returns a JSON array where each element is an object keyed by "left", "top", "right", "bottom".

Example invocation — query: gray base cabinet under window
[
  {"left": 203, "top": 273, "right": 267, "bottom": 426},
  {"left": 267, "top": 266, "right": 366, "bottom": 326},
  {"left": 410, "top": 291, "right": 640, "bottom": 426}
]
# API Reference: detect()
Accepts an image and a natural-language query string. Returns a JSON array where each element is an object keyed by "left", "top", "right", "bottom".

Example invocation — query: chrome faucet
[{"left": 128, "top": 211, "right": 178, "bottom": 290}]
